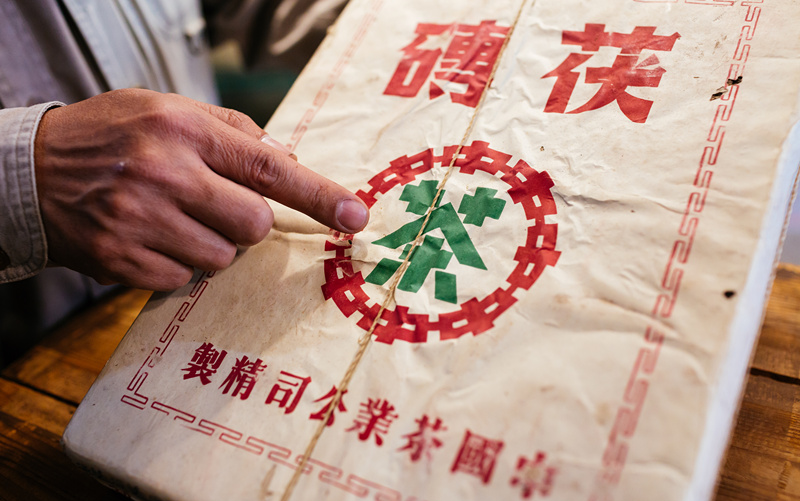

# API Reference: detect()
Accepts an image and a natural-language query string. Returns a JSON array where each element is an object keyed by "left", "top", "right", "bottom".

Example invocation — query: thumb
[{"left": 185, "top": 97, "right": 298, "bottom": 159}]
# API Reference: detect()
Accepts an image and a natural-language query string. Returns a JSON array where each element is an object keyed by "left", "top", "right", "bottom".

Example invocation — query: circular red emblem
[{"left": 322, "top": 141, "right": 559, "bottom": 344}]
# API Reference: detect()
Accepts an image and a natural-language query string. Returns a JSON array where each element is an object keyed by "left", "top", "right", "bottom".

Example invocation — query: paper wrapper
[{"left": 63, "top": 1, "right": 800, "bottom": 500}]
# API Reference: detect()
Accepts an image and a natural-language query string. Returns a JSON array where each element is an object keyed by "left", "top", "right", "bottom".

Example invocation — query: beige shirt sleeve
[{"left": 0, "top": 103, "right": 62, "bottom": 282}]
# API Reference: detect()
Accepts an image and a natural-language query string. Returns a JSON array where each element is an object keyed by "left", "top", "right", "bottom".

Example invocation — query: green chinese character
[{"left": 365, "top": 181, "right": 505, "bottom": 303}]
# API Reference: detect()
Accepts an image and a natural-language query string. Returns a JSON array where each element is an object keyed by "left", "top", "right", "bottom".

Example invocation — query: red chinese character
[
  {"left": 384, "top": 21, "right": 510, "bottom": 108},
  {"left": 346, "top": 398, "right": 398, "bottom": 446},
  {"left": 510, "top": 452, "right": 558, "bottom": 499},
  {"left": 450, "top": 429, "right": 504, "bottom": 484},
  {"left": 398, "top": 415, "right": 446, "bottom": 462},
  {"left": 181, "top": 342, "right": 227, "bottom": 385},
  {"left": 542, "top": 24, "right": 680, "bottom": 123},
  {"left": 265, "top": 371, "right": 311, "bottom": 414},
  {"left": 309, "top": 385, "right": 347, "bottom": 426},
  {"left": 218, "top": 356, "right": 266, "bottom": 400}
]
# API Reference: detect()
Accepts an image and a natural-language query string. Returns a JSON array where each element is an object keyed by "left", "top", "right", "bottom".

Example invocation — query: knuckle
[
  {"left": 144, "top": 267, "right": 193, "bottom": 291},
  {"left": 91, "top": 233, "right": 120, "bottom": 264},
  {"left": 99, "top": 189, "right": 135, "bottom": 220},
  {"left": 238, "top": 204, "right": 273, "bottom": 246},
  {"left": 240, "top": 213, "right": 273, "bottom": 247},
  {"left": 224, "top": 108, "right": 247, "bottom": 128},
  {"left": 140, "top": 96, "right": 185, "bottom": 131},
  {"left": 303, "top": 181, "right": 332, "bottom": 217},
  {"left": 142, "top": 262, "right": 194, "bottom": 291},
  {"left": 211, "top": 104, "right": 260, "bottom": 135},
  {"left": 123, "top": 149, "right": 182, "bottom": 191},
  {"left": 201, "top": 241, "right": 237, "bottom": 271},
  {"left": 248, "top": 149, "right": 283, "bottom": 190},
  {"left": 162, "top": 268, "right": 194, "bottom": 291},
  {"left": 217, "top": 243, "right": 238, "bottom": 269}
]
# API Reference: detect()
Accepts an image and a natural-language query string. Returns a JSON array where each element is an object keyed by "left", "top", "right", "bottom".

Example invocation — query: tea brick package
[{"left": 64, "top": 1, "right": 800, "bottom": 500}]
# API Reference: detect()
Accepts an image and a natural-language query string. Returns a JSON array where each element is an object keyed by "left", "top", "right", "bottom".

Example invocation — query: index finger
[
  {"left": 177, "top": 94, "right": 265, "bottom": 140},
  {"left": 197, "top": 122, "right": 370, "bottom": 234}
]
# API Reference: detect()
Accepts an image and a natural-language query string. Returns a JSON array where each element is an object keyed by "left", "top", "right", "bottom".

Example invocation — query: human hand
[{"left": 33, "top": 89, "right": 369, "bottom": 290}]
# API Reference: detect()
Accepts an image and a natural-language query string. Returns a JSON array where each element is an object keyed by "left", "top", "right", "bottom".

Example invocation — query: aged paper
[{"left": 64, "top": 1, "right": 800, "bottom": 500}]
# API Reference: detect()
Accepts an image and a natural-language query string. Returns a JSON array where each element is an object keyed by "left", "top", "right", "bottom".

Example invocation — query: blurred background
[{"left": 212, "top": 41, "right": 298, "bottom": 132}]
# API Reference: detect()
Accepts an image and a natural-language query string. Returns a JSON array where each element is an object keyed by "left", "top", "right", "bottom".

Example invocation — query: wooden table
[{"left": 3, "top": 265, "right": 800, "bottom": 500}]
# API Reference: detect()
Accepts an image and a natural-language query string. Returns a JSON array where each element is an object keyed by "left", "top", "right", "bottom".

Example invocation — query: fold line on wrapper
[{"left": 278, "top": 1, "right": 533, "bottom": 499}]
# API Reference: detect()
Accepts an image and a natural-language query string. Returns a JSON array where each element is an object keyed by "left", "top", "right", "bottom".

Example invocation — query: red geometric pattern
[
  {"left": 634, "top": 0, "right": 763, "bottom": 5},
  {"left": 322, "top": 141, "right": 560, "bottom": 344},
  {"left": 589, "top": 3, "right": 762, "bottom": 499},
  {"left": 145, "top": 398, "right": 414, "bottom": 500},
  {"left": 286, "top": 0, "right": 386, "bottom": 152},
  {"left": 122, "top": 271, "right": 215, "bottom": 409},
  {"left": 118, "top": 268, "right": 421, "bottom": 499}
]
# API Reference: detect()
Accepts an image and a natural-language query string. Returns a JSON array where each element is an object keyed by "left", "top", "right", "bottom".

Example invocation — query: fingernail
[
  {"left": 336, "top": 199, "right": 369, "bottom": 233},
  {"left": 260, "top": 134, "right": 293, "bottom": 157}
]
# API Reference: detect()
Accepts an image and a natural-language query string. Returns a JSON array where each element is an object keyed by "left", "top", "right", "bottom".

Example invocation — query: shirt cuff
[{"left": 0, "top": 101, "right": 64, "bottom": 283}]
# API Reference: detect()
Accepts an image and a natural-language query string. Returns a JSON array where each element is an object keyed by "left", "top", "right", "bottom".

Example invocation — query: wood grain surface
[
  {"left": 0, "top": 288, "right": 150, "bottom": 501},
  {"left": 3, "top": 289, "right": 151, "bottom": 405},
  {"left": 750, "top": 265, "right": 800, "bottom": 380},
  {"left": 716, "top": 264, "right": 800, "bottom": 501},
  {"left": 2, "top": 266, "right": 800, "bottom": 500}
]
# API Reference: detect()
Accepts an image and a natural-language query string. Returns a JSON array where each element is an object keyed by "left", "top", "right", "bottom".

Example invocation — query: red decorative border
[
  {"left": 115, "top": 2, "right": 765, "bottom": 497},
  {"left": 634, "top": 0, "right": 763, "bottom": 6},
  {"left": 589, "top": 3, "right": 762, "bottom": 499},
  {"left": 145, "top": 398, "right": 414, "bottom": 501},
  {"left": 285, "top": 0, "right": 386, "bottom": 152},
  {"left": 121, "top": 271, "right": 215, "bottom": 409},
  {"left": 119, "top": 270, "right": 424, "bottom": 501},
  {"left": 322, "top": 141, "right": 560, "bottom": 344}
]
